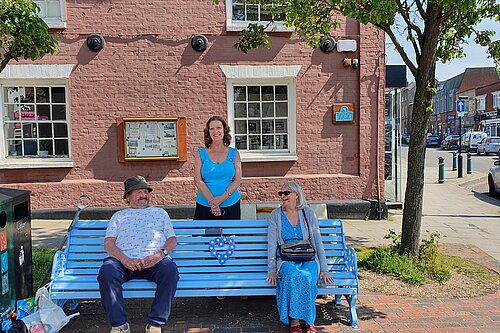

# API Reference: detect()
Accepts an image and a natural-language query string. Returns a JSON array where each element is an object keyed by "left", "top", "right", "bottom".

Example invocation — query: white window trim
[
  {"left": 35, "top": 0, "right": 67, "bottom": 29},
  {"left": 492, "top": 91, "right": 500, "bottom": 109},
  {"left": 220, "top": 65, "right": 301, "bottom": 162},
  {"left": 476, "top": 94, "right": 486, "bottom": 112},
  {"left": 225, "top": 0, "right": 294, "bottom": 32},
  {"left": 0, "top": 64, "right": 74, "bottom": 169}
]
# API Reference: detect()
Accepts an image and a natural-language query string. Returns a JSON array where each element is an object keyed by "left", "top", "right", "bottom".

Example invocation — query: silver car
[
  {"left": 488, "top": 160, "right": 500, "bottom": 196},
  {"left": 477, "top": 136, "right": 500, "bottom": 155}
]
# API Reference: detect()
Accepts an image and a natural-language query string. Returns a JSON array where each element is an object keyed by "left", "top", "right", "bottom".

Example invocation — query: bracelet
[{"left": 226, "top": 190, "right": 231, "bottom": 197}]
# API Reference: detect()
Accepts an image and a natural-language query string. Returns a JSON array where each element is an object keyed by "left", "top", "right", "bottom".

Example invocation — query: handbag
[
  {"left": 279, "top": 239, "right": 316, "bottom": 262},
  {"left": 278, "top": 209, "right": 316, "bottom": 262}
]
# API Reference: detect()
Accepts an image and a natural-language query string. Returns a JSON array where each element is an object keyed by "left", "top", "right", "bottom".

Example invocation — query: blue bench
[{"left": 48, "top": 219, "right": 359, "bottom": 328}]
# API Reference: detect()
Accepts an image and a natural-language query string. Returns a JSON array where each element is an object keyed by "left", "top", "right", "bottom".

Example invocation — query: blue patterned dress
[{"left": 276, "top": 211, "right": 319, "bottom": 325}]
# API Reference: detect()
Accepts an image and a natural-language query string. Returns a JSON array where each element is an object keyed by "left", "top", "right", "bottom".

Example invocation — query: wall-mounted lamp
[
  {"left": 87, "top": 34, "right": 105, "bottom": 51},
  {"left": 319, "top": 37, "right": 337, "bottom": 53},
  {"left": 191, "top": 34, "right": 208, "bottom": 52}
]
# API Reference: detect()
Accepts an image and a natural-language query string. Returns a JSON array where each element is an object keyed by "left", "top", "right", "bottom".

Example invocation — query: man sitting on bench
[{"left": 97, "top": 175, "right": 179, "bottom": 333}]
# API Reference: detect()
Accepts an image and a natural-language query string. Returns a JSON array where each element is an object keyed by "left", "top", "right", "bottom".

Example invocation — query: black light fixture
[
  {"left": 191, "top": 34, "right": 208, "bottom": 52},
  {"left": 87, "top": 34, "right": 105, "bottom": 51},
  {"left": 319, "top": 37, "right": 337, "bottom": 53}
]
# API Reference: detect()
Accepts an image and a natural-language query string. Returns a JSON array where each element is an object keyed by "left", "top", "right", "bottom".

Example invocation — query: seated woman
[{"left": 266, "top": 180, "right": 334, "bottom": 333}]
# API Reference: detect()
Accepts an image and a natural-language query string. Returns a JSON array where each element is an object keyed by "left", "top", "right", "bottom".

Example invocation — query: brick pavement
[{"left": 57, "top": 241, "right": 499, "bottom": 333}]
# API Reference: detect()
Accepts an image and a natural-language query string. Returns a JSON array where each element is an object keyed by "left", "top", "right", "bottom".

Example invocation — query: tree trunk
[{"left": 399, "top": 7, "right": 442, "bottom": 256}]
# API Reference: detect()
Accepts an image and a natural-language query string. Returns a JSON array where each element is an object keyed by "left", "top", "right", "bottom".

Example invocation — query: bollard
[
  {"left": 458, "top": 153, "right": 463, "bottom": 178},
  {"left": 438, "top": 156, "right": 445, "bottom": 183},
  {"left": 467, "top": 152, "right": 472, "bottom": 174},
  {"left": 452, "top": 151, "right": 457, "bottom": 171}
]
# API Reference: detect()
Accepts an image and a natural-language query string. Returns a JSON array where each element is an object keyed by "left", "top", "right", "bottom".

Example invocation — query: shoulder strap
[
  {"left": 301, "top": 209, "right": 312, "bottom": 240},
  {"left": 228, "top": 147, "right": 237, "bottom": 162},
  {"left": 198, "top": 148, "right": 206, "bottom": 162}
]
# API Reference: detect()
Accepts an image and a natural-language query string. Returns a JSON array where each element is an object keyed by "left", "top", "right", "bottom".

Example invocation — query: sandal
[
  {"left": 304, "top": 324, "right": 317, "bottom": 333},
  {"left": 290, "top": 324, "right": 303, "bottom": 333}
]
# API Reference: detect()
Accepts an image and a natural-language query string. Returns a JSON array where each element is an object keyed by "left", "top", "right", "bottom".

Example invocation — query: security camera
[{"left": 87, "top": 34, "right": 105, "bottom": 51}]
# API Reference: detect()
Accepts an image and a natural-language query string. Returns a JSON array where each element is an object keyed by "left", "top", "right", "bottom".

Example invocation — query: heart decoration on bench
[{"left": 208, "top": 237, "right": 235, "bottom": 265}]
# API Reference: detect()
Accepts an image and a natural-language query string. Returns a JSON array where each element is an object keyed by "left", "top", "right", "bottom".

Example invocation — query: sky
[{"left": 385, "top": 18, "right": 499, "bottom": 82}]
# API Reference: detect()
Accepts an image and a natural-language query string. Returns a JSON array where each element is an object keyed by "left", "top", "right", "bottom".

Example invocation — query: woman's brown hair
[{"left": 204, "top": 116, "right": 232, "bottom": 147}]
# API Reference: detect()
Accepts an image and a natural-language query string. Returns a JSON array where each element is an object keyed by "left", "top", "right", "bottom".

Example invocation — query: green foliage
[
  {"left": 234, "top": 23, "right": 272, "bottom": 53},
  {"left": 359, "top": 230, "right": 450, "bottom": 285},
  {"left": 32, "top": 248, "right": 57, "bottom": 289},
  {"left": 0, "top": 0, "right": 58, "bottom": 72}
]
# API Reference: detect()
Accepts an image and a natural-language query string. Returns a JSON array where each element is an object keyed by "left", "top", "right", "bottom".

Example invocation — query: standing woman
[
  {"left": 266, "top": 180, "right": 334, "bottom": 333},
  {"left": 194, "top": 116, "right": 242, "bottom": 220}
]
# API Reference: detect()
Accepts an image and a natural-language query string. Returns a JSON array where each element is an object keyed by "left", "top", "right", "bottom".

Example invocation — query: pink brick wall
[{"left": 0, "top": 1, "right": 385, "bottom": 210}]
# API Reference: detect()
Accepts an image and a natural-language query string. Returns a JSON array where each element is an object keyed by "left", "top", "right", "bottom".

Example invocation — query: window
[
  {"left": 0, "top": 64, "right": 73, "bottom": 169},
  {"left": 221, "top": 65, "right": 301, "bottom": 162},
  {"left": 476, "top": 95, "right": 486, "bottom": 112},
  {"left": 226, "top": 0, "right": 292, "bottom": 32},
  {"left": 492, "top": 91, "right": 500, "bottom": 109},
  {"left": 34, "top": 0, "right": 66, "bottom": 28}
]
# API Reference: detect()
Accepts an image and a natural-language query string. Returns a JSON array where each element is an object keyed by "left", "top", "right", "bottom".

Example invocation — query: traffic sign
[{"left": 457, "top": 99, "right": 466, "bottom": 117}]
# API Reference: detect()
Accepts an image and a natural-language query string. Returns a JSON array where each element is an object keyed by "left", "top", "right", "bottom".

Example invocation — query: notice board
[{"left": 116, "top": 117, "right": 187, "bottom": 162}]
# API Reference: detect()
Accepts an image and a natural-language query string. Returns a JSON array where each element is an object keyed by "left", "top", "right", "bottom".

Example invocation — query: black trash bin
[{"left": 0, "top": 188, "right": 33, "bottom": 328}]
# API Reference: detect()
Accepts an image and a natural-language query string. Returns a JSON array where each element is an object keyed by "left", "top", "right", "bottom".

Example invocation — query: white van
[{"left": 461, "top": 131, "right": 487, "bottom": 153}]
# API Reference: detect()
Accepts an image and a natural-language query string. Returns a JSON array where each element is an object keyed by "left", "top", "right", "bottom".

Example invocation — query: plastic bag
[{"left": 20, "top": 285, "right": 79, "bottom": 333}]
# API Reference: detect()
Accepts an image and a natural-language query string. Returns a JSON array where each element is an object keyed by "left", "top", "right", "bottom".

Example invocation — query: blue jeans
[{"left": 97, "top": 257, "right": 179, "bottom": 327}]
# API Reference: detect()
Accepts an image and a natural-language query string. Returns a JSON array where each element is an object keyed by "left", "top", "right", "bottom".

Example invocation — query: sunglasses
[{"left": 278, "top": 191, "right": 292, "bottom": 196}]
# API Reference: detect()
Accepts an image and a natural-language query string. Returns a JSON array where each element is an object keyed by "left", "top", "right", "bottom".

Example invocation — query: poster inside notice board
[{"left": 117, "top": 117, "right": 187, "bottom": 162}]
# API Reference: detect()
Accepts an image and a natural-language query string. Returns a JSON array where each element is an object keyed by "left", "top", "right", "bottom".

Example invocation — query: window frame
[
  {"left": 476, "top": 94, "right": 486, "bottom": 112},
  {"left": 492, "top": 91, "right": 500, "bottom": 109},
  {"left": 225, "top": 0, "right": 293, "bottom": 32},
  {"left": 0, "top": 65, "right": 73, "bottom": 169},
  {"left": 34, "top": 0, "right": 67, "bottom": 29},
  {"left": 221, "top": 65, "right": 301, "bottom": 162}
]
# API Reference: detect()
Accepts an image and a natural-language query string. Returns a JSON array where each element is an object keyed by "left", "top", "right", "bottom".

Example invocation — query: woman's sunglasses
[{"left": 278, "top": 191, "right": 292, "bottom": 196}]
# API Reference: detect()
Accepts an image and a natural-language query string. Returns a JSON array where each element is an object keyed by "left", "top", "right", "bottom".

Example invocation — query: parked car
[
  {"left": 426, "top": 135, "right": 440, "bottom": 147},
  {"left": 477, "top": 136, "right": 500, "bottom": 155},
  {"left": 488, "top": 160, "right": 500, "bottom": 196},
  {"left": 460, "top": 131, "right": 487, "bottom": 153},
  {"left": 441, "top": 135, "right": 460, "bottom": 150}
]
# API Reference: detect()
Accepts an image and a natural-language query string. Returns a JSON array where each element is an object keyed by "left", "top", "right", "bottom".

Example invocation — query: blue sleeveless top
[{"left": 196, "top": 147, "right": 241, "bottom": 207}]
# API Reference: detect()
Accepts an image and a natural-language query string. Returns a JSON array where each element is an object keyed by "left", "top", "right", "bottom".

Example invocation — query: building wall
[{"left": 0, "top": 1, "right": 385, "bottom": 210}]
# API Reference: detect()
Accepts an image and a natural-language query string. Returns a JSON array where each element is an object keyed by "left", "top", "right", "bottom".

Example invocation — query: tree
[
  {"left": 215, "top": 0, "right": 500, "bottom": 255},
  {"left": 0, "top": 0, "right": 58, "bottom": 73}
]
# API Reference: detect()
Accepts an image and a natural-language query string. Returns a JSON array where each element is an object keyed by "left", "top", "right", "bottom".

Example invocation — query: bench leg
[
  {"left": 54, "top": 299, "right": 79, "bottom": 311},
  {"left": 345, "top": 294, "right": 359, "bottom": 329}
]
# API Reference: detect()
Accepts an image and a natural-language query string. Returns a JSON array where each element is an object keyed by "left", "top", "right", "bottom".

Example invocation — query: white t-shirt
[{"left": 105, "top": 206, "right": 175, "bottom": 258}]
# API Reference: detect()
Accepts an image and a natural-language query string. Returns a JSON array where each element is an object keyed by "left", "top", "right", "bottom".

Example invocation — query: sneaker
[
  {"left": 110, "top": 323, "right": 130, "bottom": 333},
  {"left": 145, "top": 324, "right": 161, "bottom": 333}
]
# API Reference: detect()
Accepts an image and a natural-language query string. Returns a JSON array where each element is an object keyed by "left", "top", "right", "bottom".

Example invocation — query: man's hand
[
  {"left": 142, "top": 251, "right": 164, "bottom": 269},
  {"left": 121, "top": 257, "right": 144, "bottom": 271}
]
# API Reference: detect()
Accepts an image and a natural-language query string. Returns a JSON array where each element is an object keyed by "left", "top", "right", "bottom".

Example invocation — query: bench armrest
[
  {"left": 50, "top": 250, "right": 68, "bottom": 281},
  {"left": 345, "top": 247, "right": 358, "bottom": 277}
]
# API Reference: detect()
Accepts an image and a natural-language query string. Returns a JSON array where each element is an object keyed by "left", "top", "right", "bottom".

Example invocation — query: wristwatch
[{"left": 161, "top": 248, "right": 169, "bottom": 256}]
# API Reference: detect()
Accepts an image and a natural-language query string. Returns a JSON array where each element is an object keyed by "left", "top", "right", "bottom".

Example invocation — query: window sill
[
  {"left": 0, "top": 158, "right": 73, "bottom": 169},
  {"left": 45, "top": 20, "right": 66, "bottom": 29},
  {"left": 227, "top": 22, "right": 293, "bottom": 33},
  {"left": 240, "top": 153, "right": 297, "bottom": 163}
]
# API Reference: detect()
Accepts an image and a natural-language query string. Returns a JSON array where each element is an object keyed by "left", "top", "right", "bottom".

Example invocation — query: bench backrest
[{"left": 51, "top": 219, "right": 357, "bottom": 298}]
